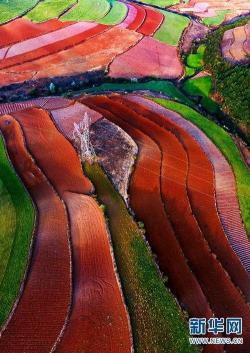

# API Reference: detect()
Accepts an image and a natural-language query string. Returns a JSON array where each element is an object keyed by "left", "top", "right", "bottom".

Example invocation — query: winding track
[
  {"left": 10, "top": 107, "right": 132, "bottom": 353},
  {"left": 0, "top": 115, "right": 71, "bottom": 353}
]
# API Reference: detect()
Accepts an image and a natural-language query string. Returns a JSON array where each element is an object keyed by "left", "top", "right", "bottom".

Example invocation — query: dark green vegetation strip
[
  {"left": 84, "top": 162, "right": 195, "bottom": 353},
  {"left": 62, "top": 0, "right": 110, "bottom": 21},
  {"left": 154, "top": 10, "right": 190, "bottom": 46},
  {"left": 0, "top": 136, "right": 35, "bottom": 327},
  {"left": 152, "top": 97, "right": 250, "bottom": 237},
  {"left": 26, "top": 0, "right": 76, "bottom": 22},
  {"left": 82, "top": 80, "right": 193, "bottom": 105},
  {"left": 0, "top": 0, "right": 38, "bottom": 23},
  {"left": 203, "top": 16, "right": 250, "bottom": 141}
]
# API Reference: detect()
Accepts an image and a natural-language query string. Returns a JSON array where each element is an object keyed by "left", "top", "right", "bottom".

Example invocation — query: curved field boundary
[
  {"left": 108, "top": 95, "right": 250, "bottom": 351},
  {"left": 0, "top": 23, "right": 109, "bottom": 70},
  {"left": 99, "top": 1, "right": 128, "bottom": 25},
  {"left": 61, "top": 0, "right": 111, "bottom": 22},
  {"left": 82, "top": 95, "right": 213, "bottom": 319},
  {"left": 83, "top": 161, "right": 196, "bottom": 353},
  {"left": 109, "top": 36, "right": 183, "bottom": 79},
  {"left": 13, "top": 107, "right": 132, "bottom": 353},
  {"left": 0, "top": 19, "right": 73, "bottom": 49},
  {"left": 150, "top": 98, "right": 250, "bottom": 241},
  {"left": 136, "top": 7, "right": 164, "bottom": 36},
  {"left": 0, "top": 27, "right": 142, "bottom": 88},
  {"left": 130, "top": 96, "right": 250, "bottom": 274},
  {"left": 117, "top": 3, "right": 138, "bottom": 29},
  {"left": 126, "top": 3, "right": 146, "bottom": 31},
  {"left": 0, "top": 0, "right": 39, "bottom": 25},
  {"left": 0, "top": 116, "right": 71, "bottom": 353},
  {"left": 154, "top": 10, "right": 190, "bottom": 46},
  {"left": 0, "top": 135, "right": 35, "bottom": 329},
  {"left": 25, "top": 0, "right": 76, "bottom": 22}
]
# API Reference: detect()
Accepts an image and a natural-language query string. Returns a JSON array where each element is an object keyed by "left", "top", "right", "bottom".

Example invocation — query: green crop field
[
  {"left": 203, "top": 10, "right": 229, "bottom": 26},
  {"left": 0, "top": 136, "right": 35, "bottom": 327},
  {"left": 152, "top": 98, "right": 250, "bottom": 238},
  {"left": 0, "top": 0, "right": 38, "bottom": 24},
  {"left": 136, "top": 0, "right": 179, "bottom": 7},
  {"left": 154, "top": 10, "right": 190, "bottom": 46},
  {"left": 26, "top": 0, "right": 76, "bottom": 22},
  {"left": 99, "top": 1, "right": 127, "bottom": 25},
  {"left": 62, "top": 0, "right": 110, "bottom": 22},
  {"left": 84, "top": 162, "right": 196, "bottom": 353}
]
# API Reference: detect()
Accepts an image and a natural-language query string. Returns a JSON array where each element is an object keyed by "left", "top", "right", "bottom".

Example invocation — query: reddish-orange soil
[
  {"left": 109, "top": 36, "right": 183, "bottom": 79},
  {"left": 0, "top": 23, "right": 109, "bottom": 69},
  {"left": 0, "top": 18, "right": 73, "bottom": 48},
  {"left": 11, "top": 107, "right": 132, "bottom": 353},
  {"left": 126, "top": 3, "right": 146, "bottom": 31},
  {"left": 0, "top": 27, "right": 142, "bottom": 87},
  {"left": 136, "top": 7, "right": 163, "bottom": 35},
  {"left": 55, "top": 193, "right": 132, "bottom": 353},
  {"left": 82, "top": 95, "right": 213, "bottom": 319},
  {"left": 12, "top": 107, "right": 93, "bottom": 195},
  {"left": 0, "top": 115, "right": 71, "bottom": 353}
]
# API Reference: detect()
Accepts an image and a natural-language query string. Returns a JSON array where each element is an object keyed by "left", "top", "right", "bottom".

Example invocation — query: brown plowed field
[
  {"left": 109, "top": 36, "right": 183, "bottom": 79},
  {"left": 0, "top": 27, "right": 142, "bottom": 87},
  {"left": 12, "top": 107, "right": 93, "bottom": 196},
  {"left": 0, "top": 23, "right": 109, "bottom": 70},
  {"left": 123, "top": 95, "right": 250, "bottom": 304},
  {"left": 0, "top": 18, "right": 73, "bottom": 48},
  {"left": 11, "top": 107, "right": 132, "bottom": 353},
  {"left": 136, "top": 7, "right": 164, "bottom": 35},
  {"left": 55, "top": 193, "right": 131, "bottom": 353},
  {"left": 82, "top": 95, "right": 213, "bottom": 319},
  {"left": 0, "top": 115, "right": 71, "bottom": 353},
  {"left": 222, "top": 22, "right": 250, "bottom": 63}
]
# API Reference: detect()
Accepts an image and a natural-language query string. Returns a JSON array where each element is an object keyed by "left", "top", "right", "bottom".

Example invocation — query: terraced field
[{"left": 0, "top": 1, "right": 249, "bottom": 352}]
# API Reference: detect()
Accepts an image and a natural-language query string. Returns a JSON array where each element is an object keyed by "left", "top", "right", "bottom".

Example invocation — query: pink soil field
[
  {"left": 124, "top": 95, "right": 250, "bottom": 303},
  {"left": 82, "top": 95, "right": 215, "bottom": 321},
  {"left": 93, "top": 94, "right": 250, "bottom": 352},
  {"left": 222, "top": 22, "right": 250, "bottom": 63},
  {"left": 0, "top": 27, "right": 142, "bottom": 87},
  {"left": 109, "top": 36, "right": 183, "bottom": 79},
  {"left": 136, "top": 7, "right": 164, "bottom": 36},
  {"left": 11, "top": 107, "right": 132, "bottom": 353},
  {"left": 130, "top": 95, "right": 250, "bottom": 274},
  {"left": 171, "top": 0, "right": 250, "bottom": 22},
  {"left": 0, "top": 18, "right": 73, "bottom": 48},
  {"left": 118, "top": 3, "right": 137, "bottom": 29},
  {"left": 0, "top": 116, "right": 71, "bottom": 353},
  {"left": 0, "top": 22, "right": 110, "bottom": 69}
]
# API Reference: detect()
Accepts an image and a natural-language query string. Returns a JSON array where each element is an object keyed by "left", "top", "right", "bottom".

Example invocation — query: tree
[{"left": 72, "top": 112, "right": 96, "bottom": 163}]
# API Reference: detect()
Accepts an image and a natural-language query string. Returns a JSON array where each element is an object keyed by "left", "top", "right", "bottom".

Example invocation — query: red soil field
[
  {"left": 51, "top": 101, "right": 102, "bottom": 140},
  {"left": 0, "top": 116, "right": 71, "bottom": 353},
  {"left": 109, "top": 36, "right": 183, "bottom": 79},
  {"left": 0, "top": 27, "right": 142, "bottom": 87},
  {"left": 125, "top": 3, "right": 146, "bottom": 31},
  {"left": 123, "top": 95, "right": 250, "bottom": 303},
  {"left": 82, "top": 95, "right": 213, "bottom": 319},
  {"left": 136, "top": 7, "right": 164, "bottom": 36},
  {"left": 12, "top": 107, "right": 93, "bottom": 196},
  {"left": 55, "top": 193, "right": 132, "bottom": 353},
  {"left": 11, "top": 107, "right": 132, "bottom": 353},
  {"left": 0, "top": 23, "right": 109, "bottom": 69},
  {"left": 106, "top": 95, "right": 250, "bottom": 352},
  {"left": 0, "top": 18, "right": 73, "bottom": 48},
  {"left": 130, "top": 96, "right": 250, "bottom": 274}
]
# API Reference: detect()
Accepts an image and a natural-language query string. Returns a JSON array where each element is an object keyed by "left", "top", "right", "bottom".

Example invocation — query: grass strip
[
  {"left": 84, "top": 161, "right": 196, "bottom": 353},
  {"left": 62, "top": 0, "right": 110, "bottom": 22},
  {"left": 0, "top": 135, "right": 35, "bottom": 327},
  {"left": 152, "top": 97, "right": 250, "bottom": 237},
  {"left": 0, "top": 0, "right": 38, "bottom": 24},
  {"left": 26, "top": 0, "right": 76, "bottom": 22},
  {"left": 99, "top": 1, "right": 127, "bottom": 25}
]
